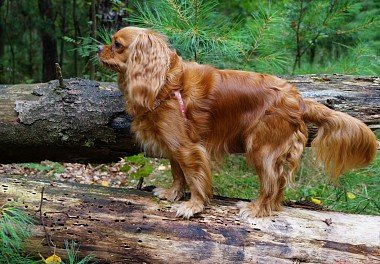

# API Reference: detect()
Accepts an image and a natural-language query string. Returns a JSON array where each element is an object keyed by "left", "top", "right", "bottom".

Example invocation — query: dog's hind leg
[
  {"left": 238, "top": 147, "right": 283, "bottom": 218},
  {"left": 153, "top": 158, "right": 186, "bottom": 202},
  {"left": 238, "top": 129, "right": 306, "bottom": 219},
  {"left": 273, "top": 130, "right": 306, "bottom": 211}
]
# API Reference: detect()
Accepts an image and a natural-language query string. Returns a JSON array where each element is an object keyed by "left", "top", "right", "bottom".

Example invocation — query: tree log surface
[
  {"left": 0, "top": 74, "right": 379, "bottom": 163},
  {"left": 1, "top": 175, "right": 379, "bottom": 264}
]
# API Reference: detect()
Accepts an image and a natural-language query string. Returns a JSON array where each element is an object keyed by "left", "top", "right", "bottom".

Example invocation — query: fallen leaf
[
  {"left": 311, "top": 197, "right": 322, "bottom": 205},
  {"left": 39, "top": 252, "right": 62, "bottom": 264},
  {"left": 45, "top": 254, "right": 62, "bottom": 264},
  {"left": 346, "top": 192, "right": 356, "bottom": 199},
  {"left": 101, "top": 180, "right": 109, "bottom": 187}
]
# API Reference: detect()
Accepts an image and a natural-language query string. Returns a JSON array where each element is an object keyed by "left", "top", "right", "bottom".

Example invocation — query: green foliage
[
  {"left": 67, "top": 27, "right": 112, "bottom": 61},
  {"left": 284, "top": 0, "right": 380, "bottom": 74},
  {"left": 0, "top": 204, "right": 38, "bottom": 264},
  {"left": 64, "top": 240, "right": 95, "bottom": 264},
  {"left": 243, "top": 7, "right": 290, "bottom": 73},
  {"left": 213, "top": 155, "right": 259, "bottom": 200},
  {"left": 285, "top": 151, "right": 380, "bottom": 215},
  {"left": 20, "top": 161, "right": 65, "bottom": 175},
  {"left": 126, "top": 0, "right": 379, "bottom": 75},
  {"left": 142, "top": 151, "right": 380, "bottom": 215},
  {"left": 294, "top": 42, "right": 380, "bottom": 76},
  {"left": 123, "top": 154, "right": 154, "bottom": 179},
  {"left": 129, "top": 0, "right": 245, "bottom": 68},
  {"left": 0, "top": 0, "right": 378, "bottom": 81}
]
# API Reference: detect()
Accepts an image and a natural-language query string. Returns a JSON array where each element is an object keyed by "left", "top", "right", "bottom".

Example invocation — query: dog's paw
[
  {"left": 237, "top": 201, "right": 271, "bottom": 220},
  {"left": 175, "top": 200, "right": 204, "bottom": 219},
  {"left": 153, "top": 187, "right": 184, "bottom": 202}
]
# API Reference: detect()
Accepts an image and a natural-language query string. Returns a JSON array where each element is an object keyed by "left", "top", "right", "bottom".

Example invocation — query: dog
[{"left": 98, "top": 26, "right": 377, "bottom": 219}]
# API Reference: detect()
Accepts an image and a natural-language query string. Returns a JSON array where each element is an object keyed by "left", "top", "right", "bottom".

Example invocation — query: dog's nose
[{"left": 97, "top": 45, "right": 104, "bottom": 53}]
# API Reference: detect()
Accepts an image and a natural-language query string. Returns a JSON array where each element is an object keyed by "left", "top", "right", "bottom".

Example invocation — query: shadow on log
[
  {"left": 1, "top": 175, "right": 379, "bottom": 263},
  {"left": 0, "top": 74, "right": 379, "bottom": 163}
]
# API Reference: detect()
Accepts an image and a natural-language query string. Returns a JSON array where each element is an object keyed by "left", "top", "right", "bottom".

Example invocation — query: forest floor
[{"left": 1, "top": 149, "right": 379, "bottom": 216}]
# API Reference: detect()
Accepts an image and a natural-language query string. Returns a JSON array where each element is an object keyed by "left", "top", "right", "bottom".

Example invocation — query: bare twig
[
  {"left": 136, "top": 177, "right": 144, "bottom": 190},
  {"left": 44, "top": 211, "right": 77, "bottom": 218},
  {"left": 35, "top": 186, "right": 55, "bottom": 252},
  {"left": 55, "top": 63, "right": 65, "bottom": 88}
]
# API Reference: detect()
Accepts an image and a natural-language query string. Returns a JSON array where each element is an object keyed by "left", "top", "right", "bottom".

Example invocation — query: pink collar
[
  {"left": 173, "top": 90, "right": 186, "bottom": 118},
  {"left": 153, "top": 90, "right": 186, "bottom": 118}
]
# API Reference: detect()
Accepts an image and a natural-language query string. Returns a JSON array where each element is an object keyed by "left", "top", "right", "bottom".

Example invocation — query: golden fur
[{"left": 98, "top": 27, "right": 377, "bottom": 219}]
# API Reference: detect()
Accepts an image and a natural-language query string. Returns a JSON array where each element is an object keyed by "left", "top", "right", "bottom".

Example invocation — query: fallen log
[
  {"left": 1, "top": 175, "right": 379, "bottom": 263},
  {"left": 0, "top": 74, "right": 379, "bottom": 163}
]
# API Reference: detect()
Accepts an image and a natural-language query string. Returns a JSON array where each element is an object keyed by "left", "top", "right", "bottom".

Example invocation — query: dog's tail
[{"left": 303, "top": 99, "right": 377, "bottom": 180}]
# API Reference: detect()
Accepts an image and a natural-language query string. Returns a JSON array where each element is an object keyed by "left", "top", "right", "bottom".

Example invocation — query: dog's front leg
[
  {"left": 172, "top": 144, "right": 212, "bottom": 219},
  {"left": 153, "top": 158, "right": 186, "bottom": 202}
]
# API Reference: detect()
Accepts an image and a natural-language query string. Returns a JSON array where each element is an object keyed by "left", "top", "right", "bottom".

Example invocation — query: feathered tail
[{"left": 303, "top": 99, "right": 377, "bottom": 180}]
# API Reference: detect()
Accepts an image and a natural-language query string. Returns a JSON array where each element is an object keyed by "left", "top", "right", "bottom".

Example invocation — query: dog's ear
[{"left": 126, "top": 32, "right": 171, "bottom": 109}]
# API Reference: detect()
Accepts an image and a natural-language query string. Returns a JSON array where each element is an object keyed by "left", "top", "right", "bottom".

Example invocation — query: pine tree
[
  {"left": 128, "top": 0, "right": 294, "bottom": 74},
  {"left": 284, "top": 0, "right": 380, "bottom": 75},
  {"left": 128, "top": 0, "right": 246, "bottom": 68}
]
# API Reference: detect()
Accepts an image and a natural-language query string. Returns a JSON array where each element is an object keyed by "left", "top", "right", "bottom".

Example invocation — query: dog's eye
[{"left": 114, "top": 41, "right": 122, "bottom": 49}]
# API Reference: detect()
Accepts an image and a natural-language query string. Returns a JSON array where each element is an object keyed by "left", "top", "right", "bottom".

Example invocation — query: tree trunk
[
  {"left": 72, "top": 0, "right": 80, "bottom": 76},
  {"left": 0, "top": 1, "right": 4, "bottom": 61},
  {"left": 59, "top": 1, "right": 67, "bottom": 67},
  {"left": 38, "top": 0, "right": 58, "bottom": 82},
  {"left": 0, "top": 75, "right": 379, "bottom": 163},
  {"left": 1, "top": 174, "right": 379, "bottom": 264},
  {"left": 89, "top": 0, "right": 97, "bottom": 80},
  {"left": 28, "top": 27, "right": 35, "bottom": 79},
  {"left": 98, "top": 0, "right": 130, "bottom": 32}
]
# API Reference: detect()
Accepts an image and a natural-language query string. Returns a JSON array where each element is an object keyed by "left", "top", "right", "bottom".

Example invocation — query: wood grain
[{"left": 1, "top": 175, "right": 379, "bottom": 264}]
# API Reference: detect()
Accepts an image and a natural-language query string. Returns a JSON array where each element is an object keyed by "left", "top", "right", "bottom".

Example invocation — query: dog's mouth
[{"left": 98, "top": 58, "right": 124, "bottom": 72}]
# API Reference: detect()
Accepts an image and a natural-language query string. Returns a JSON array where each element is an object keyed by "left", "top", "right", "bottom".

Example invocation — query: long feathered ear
[{"left": 126, "top": 32, "right": 171, "bottom": 109}]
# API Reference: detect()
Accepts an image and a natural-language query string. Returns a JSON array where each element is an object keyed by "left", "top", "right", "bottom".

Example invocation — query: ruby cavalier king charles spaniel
[{"left": 98, "top": 27, "right": 377, "bottom": 219}]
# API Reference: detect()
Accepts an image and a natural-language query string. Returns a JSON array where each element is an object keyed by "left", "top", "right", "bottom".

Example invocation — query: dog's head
[{"left": 98, "top": 27, "right": 172, "bottom": 109}]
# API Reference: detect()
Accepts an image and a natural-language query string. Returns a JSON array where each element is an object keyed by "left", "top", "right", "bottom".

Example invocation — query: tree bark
[
  {"left": 0, "top": 79, "right": 137, "bottom": 163},
  {"left": 0, "top": 75, "right": 379, "bottom": 163},
  {"left": 1, "top": 174, "right": 379, "bottom": 264}
]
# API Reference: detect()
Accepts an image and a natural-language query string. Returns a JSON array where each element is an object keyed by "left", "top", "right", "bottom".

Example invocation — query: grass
[
  {"left": 0, "top": 204, "right": 39, "bottom": 264},
  {"left": 140, "top": 149, "right": 380, "bottom": 215},
  {"left": 10, "top": 147, "right": 380, "bottom": 216},
  {"left": 285, "top": 150, "right": 380, "bottom": 215},
  {"left": 0, "top": 204, "right": 95, "bottom": 263}
]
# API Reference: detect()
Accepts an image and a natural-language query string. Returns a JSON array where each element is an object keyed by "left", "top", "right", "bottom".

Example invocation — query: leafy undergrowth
[
  {"left": 1, "top": 151, "right": 379, "bottom": 215},
  {"left": 0, "top": 204, "right": 37, "bottom": 264},
  {"left": 214, "top": 150, "right": 380, "bottom": 215},
  {"left": 0, "top": 202, "right": 95, "bottom": 263}
]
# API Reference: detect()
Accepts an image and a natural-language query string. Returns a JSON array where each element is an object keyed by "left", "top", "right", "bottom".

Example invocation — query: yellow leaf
[
  {"left": 346, "top": 192, "right": 356, "bottom": 199},
  {"left": 101, "top": 180, "right": 109, "bottom": 187},
  {"left": 311, "top": 197, "right": 322, "bottom": 205},
  {"left": 44, "top": 253, "right": 62, "bottom": 264}
]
